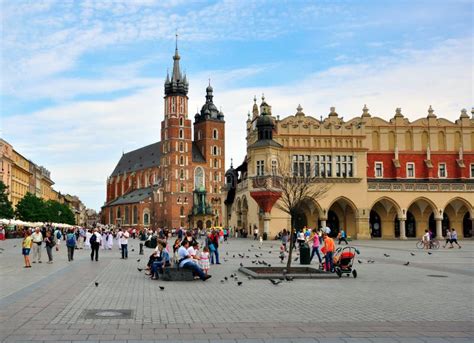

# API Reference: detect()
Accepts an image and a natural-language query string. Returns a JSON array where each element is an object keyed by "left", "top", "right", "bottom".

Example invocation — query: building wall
[{"left": 11, "top": 150, "right": 31, "bottom": 208}]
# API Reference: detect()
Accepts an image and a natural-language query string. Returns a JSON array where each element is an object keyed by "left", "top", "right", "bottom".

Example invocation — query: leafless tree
[{"left": 253, "top": 156, "right": 331, "bottom": 272}]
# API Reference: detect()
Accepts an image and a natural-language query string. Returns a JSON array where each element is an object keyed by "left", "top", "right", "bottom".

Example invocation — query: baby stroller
[{"left": 333, "top": 246, "right": 359, "bottom": 278}]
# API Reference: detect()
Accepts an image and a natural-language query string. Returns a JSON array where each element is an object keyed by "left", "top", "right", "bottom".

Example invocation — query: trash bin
[{"left": 299, "top": 243, "right": 311, "bottom": 265}]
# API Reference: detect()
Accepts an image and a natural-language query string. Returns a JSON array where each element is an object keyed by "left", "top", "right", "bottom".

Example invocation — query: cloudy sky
[{"left": 1, "top": 0, "right": 472, "bottom": 211}]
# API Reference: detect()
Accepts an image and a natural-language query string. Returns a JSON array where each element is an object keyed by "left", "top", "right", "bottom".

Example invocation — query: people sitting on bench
[
  {"left": 150, "top": 241, "right": 171, "bottom": 280},
  {"left": 177, "top": 240, "right": 211, "bottom": 281}
]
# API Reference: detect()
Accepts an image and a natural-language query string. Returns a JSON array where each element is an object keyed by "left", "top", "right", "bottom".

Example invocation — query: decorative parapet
[{"left": 368, "top": 181, "right": 473, "bottom": 192}]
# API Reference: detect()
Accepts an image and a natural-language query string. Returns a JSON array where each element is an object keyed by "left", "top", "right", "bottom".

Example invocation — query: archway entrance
[
  {"left": 293, "top": 198, "right": 321, "bottom": 231},
  {"left": 406, "top": 211, "right": 416, "bottom": 238},
  {"left": 197, "top": 220, "right": 203, "bottom": 229},
  {"left": 328, "top": 198, "right": 357, "bottom": 238},
  {"left": 407, "top": 198, "right": 436, "bottom": 238},
  {"left": 293, "top": 208, "right": 307, "bottom": 231},
  {"left": 370, "top": 210, "right": 382, "bottom": 238},
  {"left": 463, "top": 212, "right": 472, "bottom": 238}
]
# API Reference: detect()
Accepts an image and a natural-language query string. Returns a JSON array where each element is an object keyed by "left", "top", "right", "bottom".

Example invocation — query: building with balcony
[{"left": 224, "top": 98, "right": 474, "bottom": 240}]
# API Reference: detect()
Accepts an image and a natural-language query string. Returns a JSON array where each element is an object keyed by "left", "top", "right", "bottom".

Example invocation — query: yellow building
[
  {"left": 11, "top": 150, "right": 32, "bottom": 208},
  {"left": 225, "top": 99, "right": 474, "bottom": 240},
  {"left": 0, "top": 139, "right": 14, "bottom": 199}
]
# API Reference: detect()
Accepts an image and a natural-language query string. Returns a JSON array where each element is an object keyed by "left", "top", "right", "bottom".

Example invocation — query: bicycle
[{"left": 416, "top": 239, "right": 440, "bottom": 250}]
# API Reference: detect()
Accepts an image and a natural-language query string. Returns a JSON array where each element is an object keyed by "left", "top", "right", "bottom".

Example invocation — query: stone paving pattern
[{"left": 0, "top": 237, "right": 472, "bottom": 342}]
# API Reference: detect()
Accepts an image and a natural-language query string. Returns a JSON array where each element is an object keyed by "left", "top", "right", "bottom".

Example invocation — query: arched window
[
  {"left": 180, "top": 206, "right": 184, "bottom": 216},
  {"left": 421, "top": 131, "right": 429, "bottom": 150},
  {"left": 133, "top": 206, "right": 138, "bottom": 225},
  {"left": 180, "top": 183, "right": 185, "bottom": 192},
  {"left": 179, "top": 117, "right": 184, "bottom": 126},
  {"left": 109, "top": 208, "right": 114, "bottom": 224},
  {"left": 405, "top": 131, "right": 413, "bottom": 150},
  {"left": 180, "top": 169, "right": 184, "bottom": 179},
  {"left": 213, "top": 129, "right": 218, "bottom": 139},
  {"left": 117, "top": 207, "right": 121, "bottom": 221},
  {"left": 198, "top": 130, "right": 202, "bottom": 140},
  {"left": 143, "top": 211, "right": 149, "bottom": 226},
  {"left": 213, "top": 146, "right": 218, "bottom": 155},
  {"left": 194, "top": 167, "right": 204, "bottom": 190},
  {"left": 214, "top": 158, "right": 218, "bottom": 168},
  {"left": 179, "top": 129, "right": 184, "bottom": 139},
  {"left": 180, "top": 156, "right": 184, "bottom": 165},
  {"left": 124, "top": 206, "right": 129, "bottom": 224},
  {"left": 179, "top": 142, "right": 184, "bottom": 152}
]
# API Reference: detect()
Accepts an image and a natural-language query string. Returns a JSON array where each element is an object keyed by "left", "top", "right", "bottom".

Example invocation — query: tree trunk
[{"left": 286, "top": 215, "right": 295, "bottom": 273}]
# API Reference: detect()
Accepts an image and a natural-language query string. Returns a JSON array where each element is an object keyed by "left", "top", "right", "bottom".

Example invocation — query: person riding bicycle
[{"left": 422, "top": 229, "right": 431, "bottom": 250}]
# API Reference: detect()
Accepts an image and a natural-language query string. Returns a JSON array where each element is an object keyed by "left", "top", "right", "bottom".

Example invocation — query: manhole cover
[
  {"left": 427, "top": 275, "right": 448, "bottom": 278},
  {"left": 83, "top": 309, "right": 133, "bottom": 319}
]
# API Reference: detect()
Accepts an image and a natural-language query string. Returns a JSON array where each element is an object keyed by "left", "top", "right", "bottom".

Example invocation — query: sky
[{"left": 1, "top": 0, "right": 472, "bottom": 211}]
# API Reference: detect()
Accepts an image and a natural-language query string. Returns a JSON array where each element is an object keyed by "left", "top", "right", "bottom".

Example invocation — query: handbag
[{"left": 209, "top": 243, "right": 216, "bottom": 252}]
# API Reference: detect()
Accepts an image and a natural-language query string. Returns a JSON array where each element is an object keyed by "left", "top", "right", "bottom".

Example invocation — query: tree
[
  {"left": 44, "top": 199, "right": 76, "bottom": 225},
  {"left": 255, "top": 156, "right": 331, "bottom": 272},
  {"left": 15, "top": 193, "right": 47, "bottom": 222},
  {"left": 0, "top": 181, "right": 14, "bottom": 219}
]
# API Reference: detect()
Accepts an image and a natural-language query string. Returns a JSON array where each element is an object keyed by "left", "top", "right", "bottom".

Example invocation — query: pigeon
[
  {"left": 270, "top": 279, "right": 282, "bottom": 285},
  {"left": 255, "top": 254, "right": 260, "bottom": 258},
  {"left": 248, "top": 249, "right": 251, "bottom": 252},
  {"left": 224, "top": 276, "right": 228, "bottom": 281},
  {"left": 294, "top": 257, "right": 299, "bottom": 262},
  {"left": 226, "top": 252, "right": 229, "bottom": 255},
  {"left": 384, "top": 254, "right": 390, "bottom": 257},
  {"left": 233, "top": 255, "right": 235, "bottom": 258},
  {"left": 240, "top": 263, "right": 243, "bottom": 267},
  {"left": 268, "top": 264, "right": 271, "bottom": 267},
  {"left": 136, "top": 259, "right": 141, "bottom": 262},
  {"left": 237, "top": 281, "right": 243, "bottom": 286},
  {"left": 427, "top": 252, "right": 432, "bottom": 255},
  {"left": 95, "top": 282, "right": 99, "bottom": 287},
  {"left": 137, "top": 267, "right": 143, "bottom": 272},
  {"left": 410, "top": 252, "right": 415, "bottom": 256},
  {"left": 357, "top": 260, "right": 363, "bottom": 264},
  {"left": 223, "top": 258, "right": 228, "bottom": 262},
  {"left": 252, "top": 260, "right": 256, "bottom": 264},
  {"left": 13, "top": 245, "right": 17, "bottom": 248},
  {"left": 221, "top": 280, "right": 225, "bottom": 283},
  {"left": 246, "top": 256, "right": 250, "bottom": 258},
  {"left": 262, "top": 261, "right": 268, "bottom": 266},
  {"left": 403, "top": 262, "right": 410, "bottom": 266},
  {"left": 268, "top": 251, "right": 272, "bottom": 254},
  {"left": 230, "top": 274, "right": 234, "bottom": 278},
  {"left": 251, "top": 245, "right": 254, "bottom": 247},
  {"left": 367, "top": 260, "right": 375, "bottom": 264},
  {"left": 159, "top": 286, "right": 165, "bottom": 291},
  {"left": 131, "top": 249, "right": 135, "bottom": 252}
]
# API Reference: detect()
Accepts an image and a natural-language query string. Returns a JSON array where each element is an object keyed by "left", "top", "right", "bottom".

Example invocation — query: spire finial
[
  {"left": 262, "top": 93, "right": 265, "bottom": 102},
  {"left": 253, "top": 95, "right": 257, "bottom": 103},
  {"left": 175, "top": 29, "right": 178, "bottom": 51}
]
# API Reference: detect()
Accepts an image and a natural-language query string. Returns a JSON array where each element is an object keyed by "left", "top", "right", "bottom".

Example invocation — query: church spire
[{"left": 164, "top": 32, "right": 188, "bottom": 96}]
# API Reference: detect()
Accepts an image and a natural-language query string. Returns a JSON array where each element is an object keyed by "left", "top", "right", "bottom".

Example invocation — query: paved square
[{"left": 0, "top": 238, "right": 472, "bottom": 342}]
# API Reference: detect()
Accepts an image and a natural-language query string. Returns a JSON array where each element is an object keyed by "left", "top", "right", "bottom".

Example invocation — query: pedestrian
[
  {"left": 78, "top": 227, "right": 85, "bottom": 249},
  {"left": 44, "top": 230, "right": 55, "bottom": 264},
  {"left": 281, "top": 229, "right": 288, "bottom": 252},
  {"left": 297, "top": 230, "right": 305, "bottom": 248},
  {"left": 309, "top": 229, "right": 322, "bottom": 265},
  {"left": 119, "top": 229, "right": 130, "bottom": 259},
  {"left": 31, "top": 227, "right": 43, "bottom": 263},
  {"left": 338, "top": 228, "right": 349, "bottom": 245},
  {"left": 85, "top": 229, "right": 92, "bottom": 250},
  {"left": 90, "top": 228, "right": 101, "bottom": 261},
  {"left": 254, "top": 227, "right": 258, "bottom": 240},
  {"left": 443, "top": 229, "right": 452, "bottom": 248},
  {"left": 199, "top": 246, "right": 210, "bottom": 275},
  {"left": 323, "top": 233, "right": 335, "bottom": 272},
  {"left": 53, "top": 227, "right": 62, "bottom": 251},
  {"left": 65, "top": 229, "right": 76, "bottom": 261},
  {"left": 450, "top": 228, "right": 461, "bottom": 249},
  {"left": 22, "top": 229, "right": 32, "bottom": 268},
  {"left": 208, "top": 230, "right": 220, "bottom": 264},
  {"left": 422, "top": 229, "right": 431, "bottom": 250},
  {"left": 107, "top": 231, "right": 114, "bottom": 250}
]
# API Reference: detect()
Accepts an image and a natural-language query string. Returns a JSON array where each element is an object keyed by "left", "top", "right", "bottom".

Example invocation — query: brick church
[{"left": 102, "top": 43, "right": 225, "bottom": 230}]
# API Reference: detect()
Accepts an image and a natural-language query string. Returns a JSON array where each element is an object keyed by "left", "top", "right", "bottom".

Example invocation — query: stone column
[
  {"left": 399, "top": 218, "right": 407, "bottom": 240},
  {"left": 263, "top": 212, "right": 271, "bottom": 236},
  {"left": 435, "top": 217, "right": 443, "bottom": 239},
  {"left": 320, "top": 219, "right": 327, "bottom": 229}
]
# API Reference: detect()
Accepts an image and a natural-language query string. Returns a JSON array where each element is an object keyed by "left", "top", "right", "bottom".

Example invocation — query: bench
[{"left": 161, "top": 267, "right": 195, "bottom": 281}]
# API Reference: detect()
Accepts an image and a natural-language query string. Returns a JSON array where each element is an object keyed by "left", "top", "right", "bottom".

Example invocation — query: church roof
[
  {"left": 106, "top": 187, "right": 153, "bottom": 206},
  {"left": 192, "top": 142, "right": 205, "bottom": 162},
  {"left": 110, "top": 142, "right": 162, "bottom": 177}
]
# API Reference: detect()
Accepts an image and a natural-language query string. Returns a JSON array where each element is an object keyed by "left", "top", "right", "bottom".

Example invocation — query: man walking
[
  {"left": 338, "top": 228, "right": 349, "bottom": 245},
  {"left": 90, "top": 228, "right": 101, "bottom": 261},
  {"left": 78, "top": 227, "right": 85, "bottom": 249},
  {"left": 31, "top": 227, "right": 43, "bottom": 263},
  {"left": 119, "top": 229, "right": 130, "bottom": 259}
]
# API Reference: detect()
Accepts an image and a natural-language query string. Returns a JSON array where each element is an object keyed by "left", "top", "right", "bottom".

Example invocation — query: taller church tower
[{"left": 160, "top": 36, "right": 193, "bottom": 228}]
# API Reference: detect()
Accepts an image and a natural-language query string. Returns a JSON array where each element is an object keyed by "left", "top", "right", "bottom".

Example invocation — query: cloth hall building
[
  {"left": 102, "top": 45, "right": 225, "bottom": 230},
  {"left": 224, "top": 99, "right": 474, "bottom": 240}
]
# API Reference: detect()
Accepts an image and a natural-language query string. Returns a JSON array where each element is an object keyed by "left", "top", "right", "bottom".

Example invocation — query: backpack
[
  {"left": 66, "top": 234, "right": 75, "bottom": 247},
  {"left": 56, "top": 230, "right": 62, "bottom": 240},
  {"left": 90, "top": 234, "right": 97, "bottom": 245}
]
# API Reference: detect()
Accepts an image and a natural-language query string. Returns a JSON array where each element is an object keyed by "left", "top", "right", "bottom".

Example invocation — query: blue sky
[{"left": 1, "top": 0, "right": 472, "bottom": 211}]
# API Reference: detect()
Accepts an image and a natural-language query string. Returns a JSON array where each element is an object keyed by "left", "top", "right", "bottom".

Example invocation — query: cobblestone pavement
[{"left": 0, "top": 237, "right": 472, "bottom": 342}]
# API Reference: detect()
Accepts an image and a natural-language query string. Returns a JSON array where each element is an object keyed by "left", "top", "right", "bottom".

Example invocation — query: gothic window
[
  {"left": 180, "top": 156, "right": 184, "bottom": 165},
  {"left": 171, "top": 97, "right": 176, "bottom": 113},
  {"left": 143, "top": 212, "right": 149, "bottom": 226},
  {"left": 179, "top": 129, "right": 184, "bottom": 139},
  {"left": 179, "top": 117, "right": 184, "bottom": 126},
  {"left": 213, "top": 146, "right": 218, "bottom": 155},
  {"left": 133, "top": 206, "right": 138, "bottom": 224},
  {"left": 117, "top": 207, "right": 121, "bottom": 221},
  {"left": 213, "top": 129, "right": 218, "bottom": 139},
  {"left": 180, "top": 206, "right": 184, "bottom": 216},
  {"left": 194, "top": 167, "right": 204, "bottom": 190},
  {"left": 179, "top": 142, "right": 184, "bottom": 152},
  {"left": 124, "top": 206, "right": 130, "bottom": 224},
  {"left": 214, "top": 158, "right": 218, "bottom": 168},
  {"left": 180, "top": 169, "right": 184, "bottom": 179},
  {"left": 180, "top": 183, "right": 185, "bottom": 192},
  {"left": 109, "top": 208, "right": 114, "bottom": 224},
  {"left": 214, "top": 171, "right": 218, "bottom": 181}
]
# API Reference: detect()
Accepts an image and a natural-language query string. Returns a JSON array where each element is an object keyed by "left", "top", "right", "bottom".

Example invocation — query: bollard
[{"left": 139, "top": 243, "right": 144, "bottom": 255}]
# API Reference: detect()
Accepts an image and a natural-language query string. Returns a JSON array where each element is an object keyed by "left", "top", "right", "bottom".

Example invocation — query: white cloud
[{"left": 3, "top": 35, "right": 472, "bottom": 211}]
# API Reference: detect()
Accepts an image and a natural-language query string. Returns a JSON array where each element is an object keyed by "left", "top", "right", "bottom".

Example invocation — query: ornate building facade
[
  {"left": 225, "top": 98, "right": 474, "bottom": 239},
  {"left": 102, "top": 44, "right": 225, "bottom": 230}
]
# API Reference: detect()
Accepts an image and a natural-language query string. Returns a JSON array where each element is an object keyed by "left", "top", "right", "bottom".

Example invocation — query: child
[
  {"left": 22, "top": 229, "right": 32, "bottom": 268},
  {"left": 279, "top": 244, "right": 285, "bottom": 263},
  {"left": 199, "top": 246, "right": 210, "bottom": 275}
]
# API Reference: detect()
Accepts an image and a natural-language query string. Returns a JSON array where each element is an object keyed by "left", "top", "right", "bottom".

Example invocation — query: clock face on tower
[{"left": 194, "top": 167, "right": 204, "bottom": 191}]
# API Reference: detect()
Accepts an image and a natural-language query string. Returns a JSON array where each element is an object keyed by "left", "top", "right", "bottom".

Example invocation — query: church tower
[
  {"left": 193, "top": 82, "right": 225, "bottom": 226},
  {"left": 160, "top": 36, "right": 193, "bottom": 228}
]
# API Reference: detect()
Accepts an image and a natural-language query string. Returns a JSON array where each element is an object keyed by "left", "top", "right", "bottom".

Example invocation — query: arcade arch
[{"left": 327, "top": 197, "right": 357, "bottom": 238}]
